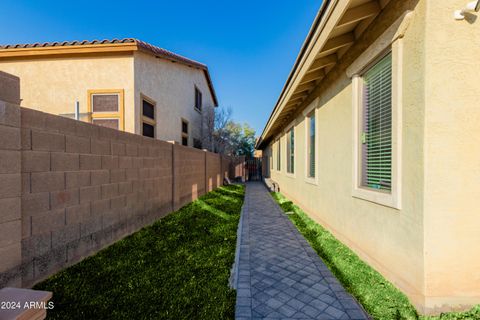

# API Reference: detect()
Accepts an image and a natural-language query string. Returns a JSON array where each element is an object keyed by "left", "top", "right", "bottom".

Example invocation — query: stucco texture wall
[
  {"left": 269, "top": 0, "right": 480, "bottom": 313},
  {"left": 133, "top": 52, "right": 215, "bottom": 146},
  {"left": 269, "top": 0, "right": 432, "bottom": 313},
  {"left": 0, "top": 55, "right": 135, "bottom": 132},
  {"left": 422, "top": 0, "right": 480, "bottom": 311}
]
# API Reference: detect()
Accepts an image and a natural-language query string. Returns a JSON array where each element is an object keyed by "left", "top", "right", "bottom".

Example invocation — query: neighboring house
[
  {"left": 0, "top": 38, "right": 218, "bottom": 149},
  {"left": 257, "top": 0, "right": 480, "bottom": 315}
]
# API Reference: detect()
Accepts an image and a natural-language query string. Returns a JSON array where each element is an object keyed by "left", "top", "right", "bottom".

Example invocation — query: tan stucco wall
[
  {"left": 0, "top": 55, "right": 135, "bottom": 132},
  {"left": 133, "top": 52, "right": 216, "bottom": 146},
  {"left": 422, "top": 0, "right": 480, "bottom": 312},
  {"left": 267, "top": 0, "right": 480, "bottom": 314},
  {"left": 0, "top": 52, "right": 216, "bottom": 147},
  {"left": 268, "top": 0, "right": 430, "bottom": 313}
]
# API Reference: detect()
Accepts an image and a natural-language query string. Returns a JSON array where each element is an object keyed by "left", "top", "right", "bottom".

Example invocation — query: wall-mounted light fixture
[{"left": 454, "top": 0, "right": 480, "bottom": 20}]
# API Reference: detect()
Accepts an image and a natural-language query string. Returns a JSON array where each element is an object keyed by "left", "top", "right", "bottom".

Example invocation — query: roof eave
[
  {"left": 0, "top": 42, "right": 138, "bottom": 59},
  {"left": 256, "top": 0, "right": 333, "bottom": 149}
]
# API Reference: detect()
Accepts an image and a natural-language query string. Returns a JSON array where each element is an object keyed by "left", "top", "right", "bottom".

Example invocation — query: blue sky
[{"left": 0, "top": 0, "right": 320, "bottom": 135}]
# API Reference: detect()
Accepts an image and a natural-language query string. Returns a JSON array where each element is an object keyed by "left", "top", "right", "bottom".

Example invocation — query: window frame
[
  {"left": 181, "top": 118, "right": 189, "bottom": 146},
  {"left": 350, "top": 29, "right": 404, "bottom": 210},
  {"left": 285, "top": 125, "right": 295, "bottom": 176},
  {"left": 194, "top": 86, "right": 202, "bottom": 112},
  {"left": 305, "top": 110, "right": 317, "bottom": 183},
  {"left": 88, "top": 89, "right": 125, "bottom": 130},
  {"left": 140, "top": 94, "right": 156, "bottom": 138},
  {"left": 276, "top": 139, "right": 281, "bottom": 172}
]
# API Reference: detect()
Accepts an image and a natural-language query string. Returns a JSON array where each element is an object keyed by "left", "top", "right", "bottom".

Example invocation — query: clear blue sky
[{"left": 0, "top": 0, "right": 321, "bottom": 135}]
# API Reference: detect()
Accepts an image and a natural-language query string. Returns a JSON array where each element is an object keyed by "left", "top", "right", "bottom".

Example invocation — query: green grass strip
[
  {"left": 34, "top": 184, "right": 245, "bottom": 320},
  {"left": 270, "top": 192, "right": 480, "bottom": 320}
]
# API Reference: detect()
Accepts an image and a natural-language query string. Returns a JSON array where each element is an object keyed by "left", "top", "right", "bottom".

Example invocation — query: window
[
  {"left": 361, "top": 53, "right": 392, "bottom": 191},
  {"left": 141, "top": 97, "right": 156, "bottom": 138},
  {"left": 194, "top": 87, "right": 202, "bottom": 111},
  {"left": 349, "top": 14, "right": 408, "bottom": 209},
  {"left": 181, "top": 119, "right": 189, "bottom": 146},
  {"left": 88, "top": 89, "right": 124, "bottom": 130},
  {"left": 193, "top": 138, "right": 202, "bottom": 149},
  {"left": 270, "top": 151, "right": 273, "bottom": 169},
  {"left": 276, "top": 140, "right": 281, "bottom": 171},
  {"left": 286, "top": 127, "right": 295, "bottom": 174},
  {"left": 307, "top": 112, "right": 316, "bottom": 178}
]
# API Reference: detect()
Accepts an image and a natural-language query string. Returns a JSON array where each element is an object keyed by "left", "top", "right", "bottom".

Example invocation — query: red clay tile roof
[
  {"left": 0, "top": 38, "right": 217, "bottom": 105},
  {"left": 0, "top": 38, "right": 207, "bottom": 68}
]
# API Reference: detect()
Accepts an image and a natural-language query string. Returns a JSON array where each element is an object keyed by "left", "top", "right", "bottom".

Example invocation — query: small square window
[
  {"left": 92, "top": 118, "right": 119, "bottom": 130},
  {"left": 142, "top": 100, "right": 155, "bottom": 120},
  {"left": 142, "top": 123, "right": 155, "bottom": 138},
  {"left": 92, "top": 94, "right": 119, "bottom": 112},
  {"left": 88, "top": 90, "right": 124, "bottom": 131},
  {"left": 182, "top": 120, "right": 188, "bottom": 134},
  {"left": 182, "top": 136, "right": 188, "bottom": 146}
]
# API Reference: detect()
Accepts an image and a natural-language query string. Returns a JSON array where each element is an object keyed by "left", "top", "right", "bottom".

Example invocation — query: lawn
[
  {"left": 34, "top": 184, "right": 245, "bottom": 320},
  {"left": 271, "top": 192, "right": 480, "bottom": 320}
]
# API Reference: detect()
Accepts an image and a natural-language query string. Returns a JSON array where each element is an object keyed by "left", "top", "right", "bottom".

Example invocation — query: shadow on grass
[
  {"left": 34, "top": 184, "right": 245, "bottom": 320},
  {"left": 270, "top": 192, "right": 480, "bottom": 320}
]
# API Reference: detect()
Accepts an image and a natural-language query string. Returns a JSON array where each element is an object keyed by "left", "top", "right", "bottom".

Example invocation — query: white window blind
[
  {"left": 362, "top": 52, "right": 392, "bottom": 191},
  {"left": 276, "top": 140, "right": 281, "bottom": 171},
  {"left": 308, "top": 114, "right": 315, "bottom": 178},
  {"left": 287, "top": 128, "right": 295, "bottom": 173}
]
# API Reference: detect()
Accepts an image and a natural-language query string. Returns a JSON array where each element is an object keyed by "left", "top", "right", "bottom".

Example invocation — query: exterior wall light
[{"left": 454, "top": 0, "right": 480, "bottom": 20}]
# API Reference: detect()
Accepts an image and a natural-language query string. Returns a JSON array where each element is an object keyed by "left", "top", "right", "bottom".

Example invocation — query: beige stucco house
[
  {"left": 257, "top": 0, "right": 480, "bottom": 315},
  {"left": 0, "top": 38, "right": 218, "bottom": 149}
]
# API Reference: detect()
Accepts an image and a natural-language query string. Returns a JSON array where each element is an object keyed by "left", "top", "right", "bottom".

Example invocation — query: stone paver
[{"left": 233, "top": 182, "right": 369, "bottom": 320}]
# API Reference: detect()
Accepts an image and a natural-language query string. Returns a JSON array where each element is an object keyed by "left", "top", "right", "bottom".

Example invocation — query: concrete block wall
[
  {"left": 0, "top": 101, "right": 22, "bottom": 287},
  {"left": 0, "top": 71, "right": 20, "bottom": 105},
  {"left": 0, "top": 102, "right": 238, "bottom": 288}
]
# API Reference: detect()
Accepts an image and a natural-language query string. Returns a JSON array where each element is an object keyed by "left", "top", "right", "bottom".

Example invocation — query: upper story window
[
  {"left": 181, "top": 119, "right": 189, "bottom": 146},
  {"left": 307, "top": 112, "right": 316, "bottom": 178},
  {"left": 194, "top": 87, "right": 202, "bottom": 112},
  {"left": 286, "top": 127, "right": 295, "bottom": 174},
  {"left": 361, "top": 52, "right": 392, "bottom": 191},
  {"left": 88, "top": 89, "right": 124, "bottom": 130},
  {"left": 142, "top": 98, "right": 156, "bottom": 138}
]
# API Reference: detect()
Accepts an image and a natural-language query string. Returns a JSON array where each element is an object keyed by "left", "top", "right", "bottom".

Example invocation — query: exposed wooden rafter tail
[{"left": 336, "top": 1, "right": 380, "bottom": 29}]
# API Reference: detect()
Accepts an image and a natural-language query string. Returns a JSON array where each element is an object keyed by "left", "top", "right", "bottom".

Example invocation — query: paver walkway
[{"left": 233, "top": 182, "right": 369, "bottom": 320}]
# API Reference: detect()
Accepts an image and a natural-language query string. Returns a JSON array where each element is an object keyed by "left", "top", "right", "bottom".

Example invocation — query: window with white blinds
[
  {"left": 307, "top": 113, "right": 315, "bottom": 178},
  {"left": 287, "top": 128, "right": 295, "bottom": 174},
  {"left": 361, "top": 52, "right": 392, "bottom": 191},
  {"left": 276, "top": 140, "right": 281, "bottom": 171}
]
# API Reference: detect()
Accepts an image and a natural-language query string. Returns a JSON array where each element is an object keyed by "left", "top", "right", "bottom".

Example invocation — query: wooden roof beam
[
  {"left": 336, "top": 1, "right": 380, "bottom": 30},
  {"left": 295, "top": 82, "right": 316, "bottom": 93},
  {"left": 290, "top": 92, "right": 308, "bottom": 100},
  {"left": 301, "top": 69, "right": 325, "bottom": 85},
  {"left": 308, "top": 54, "right": 337, "bottom": 73},
  {"left": 318, "top": 33, "right": 355, "bottom": 57}
]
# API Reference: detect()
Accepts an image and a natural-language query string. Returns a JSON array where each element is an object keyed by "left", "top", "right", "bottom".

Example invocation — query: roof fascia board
[
  {"left": 259, "top": 0, "right": 353, "bottom": 147},
  {"left": 0, "top": 43, "right": 138, "bottom": 58}
]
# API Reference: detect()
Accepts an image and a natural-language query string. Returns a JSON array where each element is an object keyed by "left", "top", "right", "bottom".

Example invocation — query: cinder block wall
[
  {"left": 0, "top": 71, "right": 20, "bottom": 105},
  {"left": 0, "top": 102, "right": 236, "bottom": 288},
  {"left": 0, "top": 101, "right": 22, "bottom": 287}
]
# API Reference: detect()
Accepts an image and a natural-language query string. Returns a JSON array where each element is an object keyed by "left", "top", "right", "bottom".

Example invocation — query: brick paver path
[{"left": 234, "top": 182, "right": 369, "bottom": 320}]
